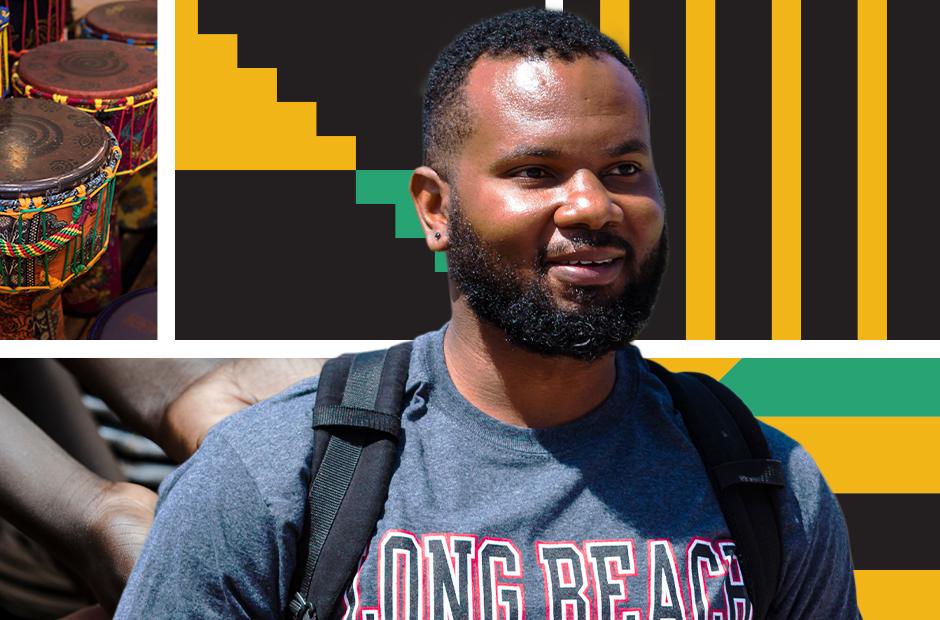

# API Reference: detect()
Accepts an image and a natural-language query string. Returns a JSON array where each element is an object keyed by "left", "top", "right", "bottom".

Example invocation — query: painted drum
[
  {"left": 0, "top": 98, "right": 121, "bottom": 339},
  {"left": 13, "top": 39, "right": 157, "bottom": 175},
  {"left": 2, "top": 0, "right": 67, "bottom": 58},
  {"left": 88, "top": 286, "right": 155, "bottom": 339},
  {"left": 82, "top": 0, "right": 157, "bottom": 51},
  {"left": 13, "top": 39, "right": 157, "bottom": 313}
]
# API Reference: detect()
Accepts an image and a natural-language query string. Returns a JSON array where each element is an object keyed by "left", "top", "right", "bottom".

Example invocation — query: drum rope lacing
[{"left": 3, "top": 0, "right": 68, "bottom": 57}]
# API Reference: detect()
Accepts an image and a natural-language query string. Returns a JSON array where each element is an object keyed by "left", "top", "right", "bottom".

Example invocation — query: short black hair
[{"left": 422, "top": 7, "right": 647, "bottom": 178}]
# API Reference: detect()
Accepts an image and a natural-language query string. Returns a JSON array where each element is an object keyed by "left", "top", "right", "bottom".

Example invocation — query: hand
[
  {"left": 81, "top": 481, "right": 158, "bottom": 613},
  {"left": 161, "top": 359, "right": 325, "bottom": 462}
]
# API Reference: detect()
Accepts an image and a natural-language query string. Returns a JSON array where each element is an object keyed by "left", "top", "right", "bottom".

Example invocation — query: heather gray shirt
[{"left": 116, "top": 327, "right": 859, "bottom": 619}]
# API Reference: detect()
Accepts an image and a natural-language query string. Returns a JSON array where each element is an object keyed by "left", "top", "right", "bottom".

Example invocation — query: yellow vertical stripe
[
  {"left": 771, "top": 0, "right": 801, "bottom": 339},
  {"left": 600, "top": 0, "right": 630, "bottom": 54},
  {"left": 857, "top": 0, "right": 888, "bottom": 339},
  {"left": 685, "top": 0, "right": 716, "bottom": 340}
]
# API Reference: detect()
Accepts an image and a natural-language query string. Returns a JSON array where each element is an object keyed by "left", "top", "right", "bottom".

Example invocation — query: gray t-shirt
[{"left": 116, "top": 327, "right": 859, "bottom": 619}]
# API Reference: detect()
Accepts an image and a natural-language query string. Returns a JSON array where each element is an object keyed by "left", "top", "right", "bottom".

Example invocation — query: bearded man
[{"left": 116, "top": 9, "right": 859, "bottom": 619}]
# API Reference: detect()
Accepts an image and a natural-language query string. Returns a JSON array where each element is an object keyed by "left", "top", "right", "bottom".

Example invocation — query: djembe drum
[
  {"left": 0, "top": 98, "right": 121, "bottom": 339},
  {"left": 88, "top": 286, "right": 155, "bottom": 339},
  {"left": 81, "top": 0, "right": 157, "bottom": 52},
  {"left": 12, "top": 39, "right": 156, "bottom": 313},
  {"left": 3, "top": 0, "right": 67, "bottom": 58},
  {"left": 80, "top": 0, "right": 158, "bottom": 231}
]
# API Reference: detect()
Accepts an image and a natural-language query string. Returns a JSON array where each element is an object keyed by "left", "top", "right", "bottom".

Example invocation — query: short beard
[{"left": 446, "top": 198, "right": 668, "bottom": 361}]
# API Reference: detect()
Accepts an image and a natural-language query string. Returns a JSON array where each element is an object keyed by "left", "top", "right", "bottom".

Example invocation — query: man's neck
[{"left": 443, "top": 309, "right": 618, "bottom": 429}]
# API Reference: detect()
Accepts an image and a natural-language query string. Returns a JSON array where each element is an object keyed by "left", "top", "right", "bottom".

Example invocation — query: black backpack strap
[
  {"left": 647, "top": 361, "right": 784, "bottom": 620},
  {"left": 288, "top": 342, "right": 414, "bottom": 620}
]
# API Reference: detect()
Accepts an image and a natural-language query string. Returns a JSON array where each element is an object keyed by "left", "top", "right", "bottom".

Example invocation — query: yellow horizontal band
[
  {"left": 855, "top": 570, "right": 938, "bottom": 618},
  {"left": 761, "top": 417, "right": 940, "bottom": 493}
]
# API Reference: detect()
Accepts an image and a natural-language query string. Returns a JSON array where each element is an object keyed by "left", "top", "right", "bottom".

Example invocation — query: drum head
[
  {"left": 89, "top": 287, "right": 156, "bottom": 339},
  {"left": 84, "top": 1, "right": 157, "bottom": 44},
  {"left": 0, "top": 99, "right": 110, "bottom": 198},
  {"left": 16, "top": 39, "right": 157, "bottom": 99}
]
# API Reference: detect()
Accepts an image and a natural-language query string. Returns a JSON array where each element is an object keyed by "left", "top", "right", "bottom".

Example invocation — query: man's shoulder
[
  {"left": 755, "top": 417, "right": 858, "bottom": 615},
  {"left": 637, "top": 358, "right": 843, "bottom": 543},
  {"left": 758, "top": 419, "right": 837, "bottom": 534}
]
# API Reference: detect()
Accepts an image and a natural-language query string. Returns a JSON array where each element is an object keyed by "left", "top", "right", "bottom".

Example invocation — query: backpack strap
[
  {"left": 646, "top": 361, "right": 784, "bottom": 620},
  {"left": 288, "top": 342, "right": 414, "bottom": 620}
]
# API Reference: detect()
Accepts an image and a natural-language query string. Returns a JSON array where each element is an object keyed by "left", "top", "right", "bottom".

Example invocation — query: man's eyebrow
[
  {"left": 493, "top": 145, "right": 564, "bottom": 165},
  {"left": 606, "top": 139, "right": 650, "bottom": 157},
  {"left": 493, "top": 140, "right": 650, "bottom": 166}
]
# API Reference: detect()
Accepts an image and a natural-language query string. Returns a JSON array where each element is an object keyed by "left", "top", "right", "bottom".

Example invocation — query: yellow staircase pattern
[{"left": 176, "top": 0, "right": 356, "bottom": 170}]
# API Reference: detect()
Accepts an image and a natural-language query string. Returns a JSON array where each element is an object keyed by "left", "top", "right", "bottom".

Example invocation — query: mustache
[{"left": 540, "top": 230, "right": 635, "bottom": 262}]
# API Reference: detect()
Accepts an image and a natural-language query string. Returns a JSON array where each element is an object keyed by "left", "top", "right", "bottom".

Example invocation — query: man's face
[{"left": 444, "top": 53, "right": 667, "bottom": 359}]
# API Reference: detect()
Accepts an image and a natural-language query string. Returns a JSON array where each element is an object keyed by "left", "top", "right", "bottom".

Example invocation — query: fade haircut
[{"left": 421, "top": 7, "right": 648, "bottom": 179}]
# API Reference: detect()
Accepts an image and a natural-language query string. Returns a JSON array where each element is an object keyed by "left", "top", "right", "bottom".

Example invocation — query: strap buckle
[
  {"left": 288, "top": 592, "right": 317, "bottom": 620},
  {"left": 712, "top": 458, "right": 785, "bottom": 491}
]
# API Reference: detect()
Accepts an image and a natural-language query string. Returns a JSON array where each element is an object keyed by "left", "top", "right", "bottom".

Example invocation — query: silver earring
[{"left": 434, "top": 232, "right": 441, "bottom": 240}]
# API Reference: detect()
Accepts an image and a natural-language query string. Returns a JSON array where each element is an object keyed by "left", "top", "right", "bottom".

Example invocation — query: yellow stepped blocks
[{"left": 176, "top": 0, "right": 356, "bottom": 170}]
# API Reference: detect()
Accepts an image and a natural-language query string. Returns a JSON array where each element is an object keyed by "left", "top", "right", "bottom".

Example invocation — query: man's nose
[{"left": 553, "top": 169, "right": 624, "bottom": 230}]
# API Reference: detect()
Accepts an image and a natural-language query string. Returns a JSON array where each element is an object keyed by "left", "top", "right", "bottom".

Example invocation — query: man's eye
[
  {"left": 608, "top": 163, "right": 640, "bottom": 176},
  {"left": 514, "top": 167, "right": 550, "bottom": 179}
]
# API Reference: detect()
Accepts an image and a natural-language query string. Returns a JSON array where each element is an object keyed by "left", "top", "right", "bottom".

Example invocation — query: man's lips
[{"left": 545, "top": 249, "right": 626, "bottom": 286}]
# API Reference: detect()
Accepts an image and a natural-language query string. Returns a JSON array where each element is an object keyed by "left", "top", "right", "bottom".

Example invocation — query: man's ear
[{"left": 411, "top": 166, "right": 450, "bottom": 251}]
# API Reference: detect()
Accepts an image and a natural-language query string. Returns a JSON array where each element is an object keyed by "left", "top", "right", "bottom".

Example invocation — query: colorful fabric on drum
[
  {"left": 2, "top": 0, "right": 66, "bottom": 57},
  {"left": 116, "top": 166, "right": 157, "bottom": 230},
  {"left": 0, "top": 288, "right": 64, "bottom": 339},
  {"left": 0, "top": 6, "right": 9, "bottom": 97},
  {"left": 62, "top": 215, "right": 122, "bottom": 315},
  {"left": 0, "top": 213, "right": 63, "bottom": 287},
  {"left": 0, "top": 186, "right": 115, "bottom": 291},
  {"left": 0, "top": 136, "right": 121, "bottom": 292}
]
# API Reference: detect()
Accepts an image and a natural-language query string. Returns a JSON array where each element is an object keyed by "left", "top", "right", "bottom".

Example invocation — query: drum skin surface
[
  {"left": 16, "top": 39, "right": 156, "bottom": 100},
  {"left": 0, "top": 98, "right": 110, "bottom": 197},
  {"left": 84, "top": 0, "right": 156, "bottom": 45}
]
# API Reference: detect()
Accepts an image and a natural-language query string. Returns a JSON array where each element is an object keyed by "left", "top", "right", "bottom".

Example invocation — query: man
[{"left": 117, "top": 8, "right": 859, "bottom": 618}]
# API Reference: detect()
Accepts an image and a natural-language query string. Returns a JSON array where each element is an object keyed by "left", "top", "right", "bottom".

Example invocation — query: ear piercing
[{"left": 434, "top": 232, "right": 442, "bottom": 240}]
